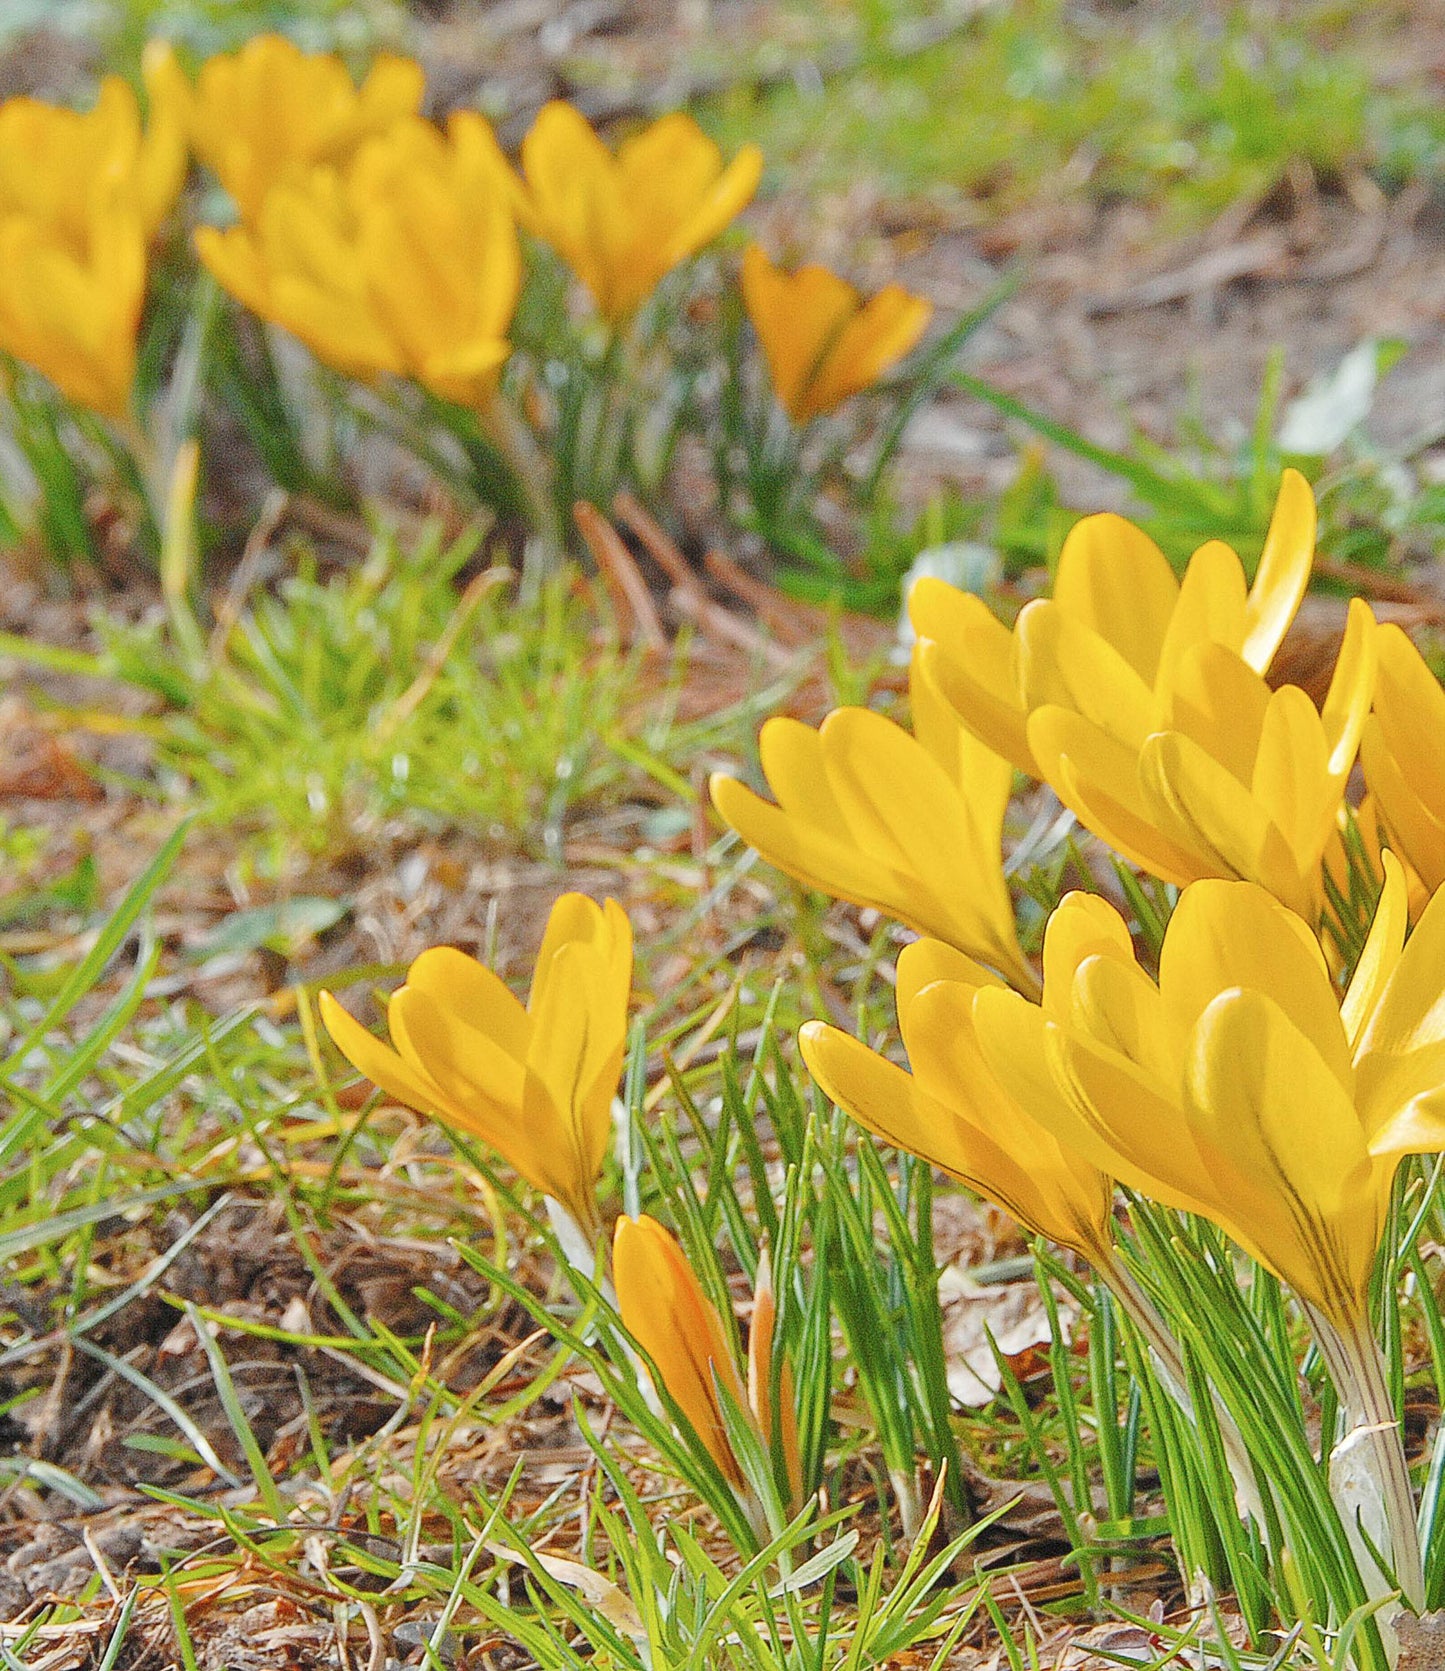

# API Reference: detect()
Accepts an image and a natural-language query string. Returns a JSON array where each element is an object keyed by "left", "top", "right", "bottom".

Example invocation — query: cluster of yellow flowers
[
  {"left": 320, "top": 470, "right": 1445, "bottom": 1589},
  {"left": 718, "top": 469, "right": 1445, "bottom": 1339},
  {"left": 0, "top": 34, "right": 931, "bottom": 435}
]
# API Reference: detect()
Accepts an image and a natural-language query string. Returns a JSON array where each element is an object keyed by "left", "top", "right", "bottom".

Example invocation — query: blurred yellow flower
[
  {"left": 1360, "top": 623, "right": 1445, "bottom": 895},
  {"left": 0, "top": 210, "right": 146, "bottom": 419},
  {"left": 516, "top": 101, "right": 762, "bottom": 321},
  {"left": 0, "top": 72, "right": 184, "bottom": 244},
  {"left": 973, "top": 860, "right": 1445, "bottom": 1327},
  {"left": 710, "top": 650, "right": 1036, "bottom": 993},
  {"left": 197, "top": 115, "right": 520, "bottom": 404},
  {"left": 150, "top": 33, "right": 424, "bottom": 224},
  {"left": 614, "top": 1214, "right": 801, "bottom": 1504},
  {"left": 740, "top": 244, "right": 931, "bottom": 424},
  {"left": 914, "top": 472, "right": 1371, "bottom": 916},
  {"left": 0, "top": 73, "right": 184, "bottom": 418},
  {"left": 319, "top": 893, "right": 631, "bottom": 1236},
  {"left": 801, "top": 933, "right": 1115, "bottom": 1261}
]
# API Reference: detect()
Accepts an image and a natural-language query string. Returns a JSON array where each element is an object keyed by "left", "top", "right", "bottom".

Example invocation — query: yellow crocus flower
[
  {"left": 1360, "top": 623, "right": 1445, "bottom": 894},
  {"left": 710, "top": 649, "right": 1036, "bottom": 993},
  {"left": 801, "top": 934, "right": 1116, "bottom": 1261},
  {"left": 0, "top": 72, "right": 184, "bottom": 245},
  {"left": 971, "top": 860, "right": 1445, "bottom": 1328},
  {"left": 1040, "top": 598, "right": 1376, "bottom": 917},
  {"left": 0, "top": 209, "right": 146, "bottom": 419},
  {"left": 915, "top": 471, "right": 1373, "bottom": 916},
  {"left": 197, "top": 115, "right": 520, "bottom": 405},
  {"left": 912, "top": 468, "right": 1316, "bottom": 778},
  {"left": 614, "top": 1214, "right": 801, "bottom": 1505},
  {"left": 740, "top": 244, "right": 931, "bottom": 424},
  {"left": 319, "top": 894, "right": 631, "bottom": 1237},
  {"left": 516, "top": 102, "right": 762, "bottom": 321},
  {"left": 150, "top": 33, "right": 424, "bottom": 225}
]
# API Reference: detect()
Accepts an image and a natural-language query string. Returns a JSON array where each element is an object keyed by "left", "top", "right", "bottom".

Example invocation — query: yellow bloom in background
[
  {"left": 517, "top": 101, "right": 762, "bottom": 321},
  {"left": 1360, "top": 623, "right": 1445, "bottom": 894},
  {"left": 973, "top": 861, "right": 1445, "bottom": 1327},
  {"left": 740, "top": 244, "right": 931, "bottom": 424},
  {"left": 801, "top": 933, "right": 1116, "bottom": 1261},
  {"left": 711, "top": 650, "right": 1036, "bottom": 993},
  {"left": 151, "top": 33, "right": 424, "bottom": 224},
  {"left": 0, "top": 72, "right": 184, "bottom": 245},
  {"left": 912, "top": 467, "right": 1316, "bottom": 778},
  {"left": 0, "top": 209, "right": 146, "bottom": 419},
  {"left": 614, "top": 1214, "right": 801, "bottom": 1504},
  {"left": 319, "top": 894, "right": 631, "bottom": 1236},
  {"left": 0, "top": 73, "right": 184, "bottom": 418},
  {"left": 198, "top": 115, "right": 521, "bottom": 405}
]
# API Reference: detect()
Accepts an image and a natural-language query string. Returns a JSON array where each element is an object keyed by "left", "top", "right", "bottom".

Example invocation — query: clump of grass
[{"left": 85, "top": 522, "right": 743, "bottom": 870}]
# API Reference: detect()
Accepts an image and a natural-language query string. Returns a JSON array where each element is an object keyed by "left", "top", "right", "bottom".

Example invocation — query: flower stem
[
  {"left": 475, "top": 393, "right": 566, "bottom": 592},
  {"left": 1098, "top": 1248, "right": 1268, "bottom": 1529},
  {"left": 1306, "top": 1303, "right": 1423, "bottom": 1614}
]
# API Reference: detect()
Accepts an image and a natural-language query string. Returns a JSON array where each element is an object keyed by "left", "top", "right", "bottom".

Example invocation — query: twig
[
  {"left": 702, "top": 548, "right": 817, "bottom": 646},
  {"left": 574, "top": 502, "right": 668, "bottom": 651},
  {"left": 614, "top": 492, "right": 797, "bottom": 670},
  {"left": 1085, "top": 232, "right": 1291, "bottom": 316}
]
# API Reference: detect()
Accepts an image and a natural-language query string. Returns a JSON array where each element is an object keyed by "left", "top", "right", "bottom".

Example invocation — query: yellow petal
[
  {"left": 1369, "top": 624, "right": 1445, "bottom": 822},
  {"left": 1240, "top": 468, "right": 1315, "bottom": 674},
  {"left": 1042, "top": 1017, "right": 1233, "bottom": 1220},
  {"left": 1320, "top": 598, "right": 1378, "bottom": 779},
  {"left": 1051, "top": 512, "right": 1179, "bottom": 686},
  {"left": 1365, "top": 1081, "right": 1445, "bottom": 1163},
  {"left": 896, "top": 937, "right": 1001, "bottom": 1011},
  {"left": 1186, "top": 988, "right": 1376, "bottom": 1320},
  {"left": 1361, "top": 716, "right": 1445, "bottom": 894},
  {"left": 1027, "top": 707, "right": 1201, "bottom": 886},
  {"left": 1161, "top": 642, "right": 1271, "bottom": 784},
  {"left": 907, "top": 641, "right": 1008, "bottom": 806},
  {"left": 741, "top": 244, "right": 857, "bottom": 423},
  {"left": 1040, "top": 891, "right": 1135, "bottom": 1023},
  {"left": 803, "top": 1011, "right": 1111, "bottom": 1255},
  {"left": 1069, "top": 952, "right": 1183, "bottom": 1087},
  {"left": 1354, "top": 870, "right": 1445, "bottom": 1062},
  {"left": 387, "top": 987, "right": 529, "bottom": 1138},
  {"left": 405, "top": 945, "right": 530, "bottom": 1060},
  {"left": 655, "top": 136, "right": 762, "bottom": 267},
  {"left": 357, "top": 52, "right": 427, "bottom": 131},
  {"left": 1157, "top": 879, "right": 1349, "bottom": 1085},
  {"left": 613, "top": 1214, "right": 747, "bottom": 1486},
  {"left": 1342, "top": 851, "right": 1409, "bottom": 1053},
  {"left": 1017, "top": 601, "right": 1158, "bottom": 753},
  {"left": 1250, "top": 684, "right": 1333, "bottom": 864},
  {"left": 969, "top": 986, "right": 1139, "bottom": 1210},
  {"left": 1153, "top": 538, "right": 1248, "bottom": 690},
  {"left": 802, "top": 1019, "right": 987, "bottom": 1185},
  {"left": 525, "top": 898, "right": 630, "bottom": 1205},
  {"left": 318, "top": 988, "right": 447, "bottom": 1115},
  {"left": 530, "top": 892, "right": 613, "bottom": 1007},
  {"left": 822, "top": 706, "right": 1023, "bottom": 971},
  {"left": 710, "top": 734, "right": 900, "bottom": 918},
  {"left": 913, "top": 608, "right": 1036, "bottom": 776},
  {"left": 803, "top": 282, "right": 931, "bottom": 419},
  {"left": 1138, "top": 729, "right": 1310, "bottom": 912}
]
